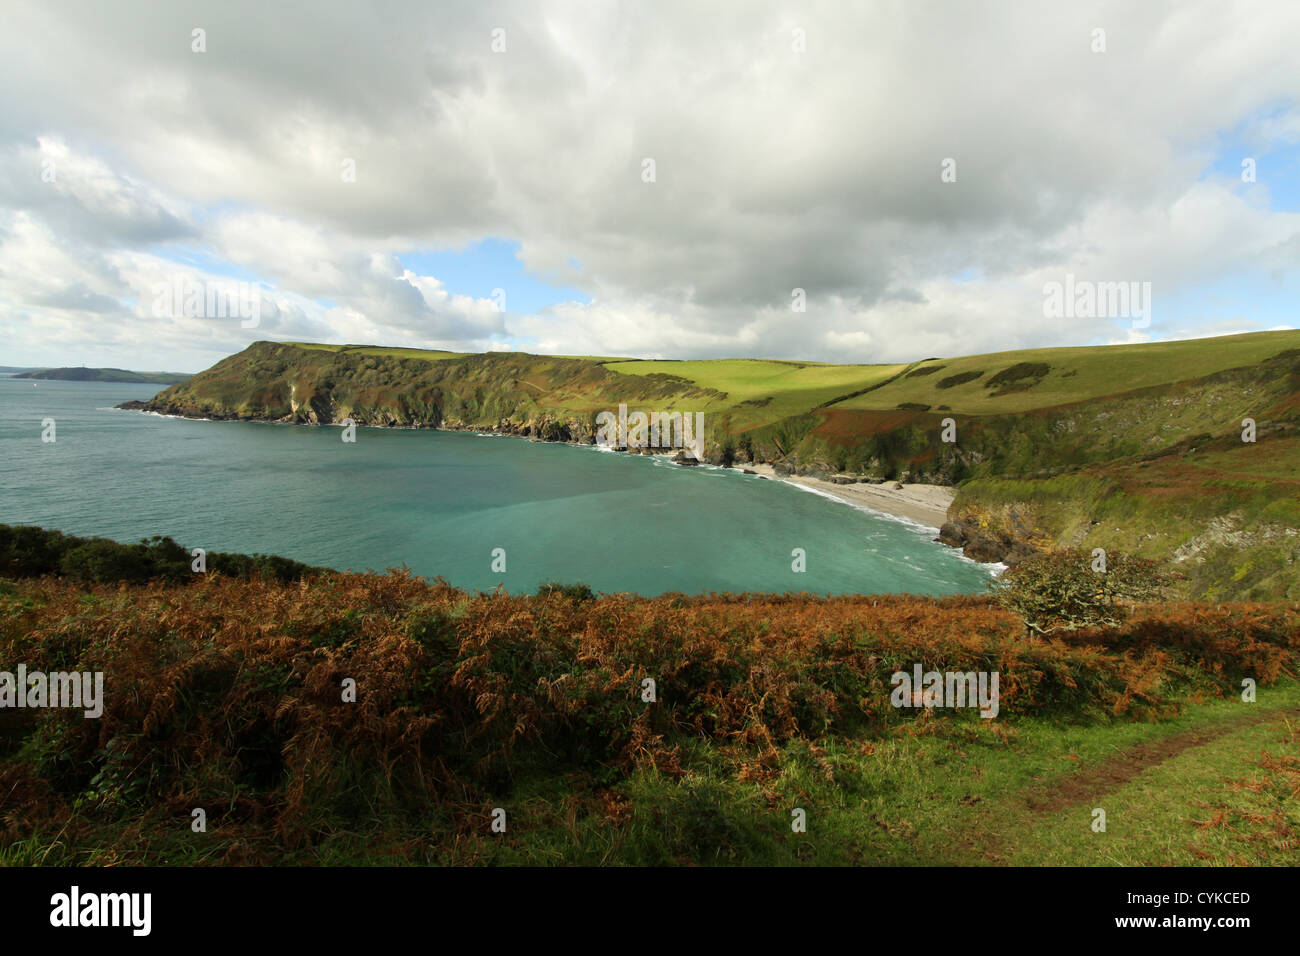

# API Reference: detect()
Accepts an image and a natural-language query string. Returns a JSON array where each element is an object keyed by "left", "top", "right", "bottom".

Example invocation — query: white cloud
[{"left": 0, "top": 0, "right": 1298, "bottom": 369}]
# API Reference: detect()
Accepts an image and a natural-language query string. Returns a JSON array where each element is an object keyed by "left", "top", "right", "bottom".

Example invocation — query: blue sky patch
[
  {"left": 153, "top": 246, "right": 266, "bottom": 283},
  {"left": 1199, "top": 103, "right": 1300, "bottom": 212},
  {"left": 399, "top": 238, "right": 590, "bottom": 314}
]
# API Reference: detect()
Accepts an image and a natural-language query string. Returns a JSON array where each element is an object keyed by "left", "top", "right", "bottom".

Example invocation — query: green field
[
  {"left": 281, "top": 342, "right": 471, "bottom": 361},
  {"left": 403, "top": 680, "right": 1300, "bottom": 867},
  {"left": 606, "top": 357, "right": 903, "bottom": 403},
  {"left": 830, "top": 330, "right": 1300, "bottom": 414}
]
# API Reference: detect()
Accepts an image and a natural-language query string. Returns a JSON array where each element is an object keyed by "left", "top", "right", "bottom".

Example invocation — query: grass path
[{"left": 937, "top": 692, "right": 1300, "bottom": 866}]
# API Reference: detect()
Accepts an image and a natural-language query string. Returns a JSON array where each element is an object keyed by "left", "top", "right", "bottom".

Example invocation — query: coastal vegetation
[
  {"left": 0, "top": 524, "right": 319, "bottom": 585},
  {"left": 1, "top": 562, "right": 1296, "bottom": 866},
  {"left": 990, "top": 549, "right": 1174, "bottom": 636}
]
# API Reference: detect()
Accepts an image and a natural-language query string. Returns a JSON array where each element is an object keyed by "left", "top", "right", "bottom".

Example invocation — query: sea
[{"left": 0, "top": 376, "right": 996, "bottom": 596}]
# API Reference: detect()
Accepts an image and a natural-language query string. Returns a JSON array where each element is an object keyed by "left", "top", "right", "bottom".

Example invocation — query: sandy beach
[{"left": 741, "top": 463, "right": 955, "bottom": 529}]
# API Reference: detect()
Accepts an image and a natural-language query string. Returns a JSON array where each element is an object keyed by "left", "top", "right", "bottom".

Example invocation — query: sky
[{"left": 0, "top": 0, "right": 1297, "bottom": 372}]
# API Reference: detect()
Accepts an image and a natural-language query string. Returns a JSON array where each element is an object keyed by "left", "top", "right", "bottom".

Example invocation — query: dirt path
[{"left": 956, "top": 705, "right": 1299, "bottom": 864}]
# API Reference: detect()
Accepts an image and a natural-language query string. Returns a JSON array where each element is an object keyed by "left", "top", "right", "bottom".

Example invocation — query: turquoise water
[{"left": 0, "top": 376, "right": 995, "bottom": 596}]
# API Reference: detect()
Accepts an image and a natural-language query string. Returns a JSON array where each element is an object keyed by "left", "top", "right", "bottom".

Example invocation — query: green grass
[
  {"left": 952, "top": 430, "right": 1300, "bottom": 600},
  {"left": 11, "top": 680, "right": 1294, "bottom": 866},
  {"left": 997, "top": 706, "right": 1300, "bottom": 865},
  {"left": 605, "top": 358, "right": 903, "bottom": 403},
  {"left": 832, "top": 330, "right": 1300, "bottom": 414},
  {"left": 605, "top": 357, "right": 907, "bottom": 431},
  {"left": 467, "top": 680, "right": 1300, "bottom": 866},
  {"left": 280, "top": 342, "right": 470, "bottom": 361}
]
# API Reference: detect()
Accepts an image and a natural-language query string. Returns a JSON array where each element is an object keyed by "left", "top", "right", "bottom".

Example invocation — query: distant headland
[{"left": 14, "top": 367, "right": 192, "bottom": 385}]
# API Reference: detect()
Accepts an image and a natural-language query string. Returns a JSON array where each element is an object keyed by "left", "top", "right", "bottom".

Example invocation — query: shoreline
[
  {"left": 118, "top": 403, "right": 957, "bottom": 529},
  {"left": 740, "top": 463, "right": 955, "bottom": 529}
]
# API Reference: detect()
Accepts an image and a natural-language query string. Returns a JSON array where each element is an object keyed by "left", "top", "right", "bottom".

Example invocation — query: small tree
[{"left": 990, "top": 548, "right": 1171, "bottom": 637}]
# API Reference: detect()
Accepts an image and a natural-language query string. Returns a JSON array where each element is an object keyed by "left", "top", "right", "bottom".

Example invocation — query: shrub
[
  {"left": 936, "top": 370, "right": 983, "bottom": 389},
  {"left": 990, "top": 548, "right": 1173, "bottom": 635},
  {"left": 535, "top": 581, "right": 597, "bottom": 602},
  {"left": 0, "top": 526, "right": 68, "bottom": 577},
  {"left": 60, "top": 540, "right": 153, "bottom": 584},
  {"left": 0, "top": 524, "right": 318, "bottom": 585},
  {"left": 985, "top": 362, "right": 1051, "bottom": 394}
]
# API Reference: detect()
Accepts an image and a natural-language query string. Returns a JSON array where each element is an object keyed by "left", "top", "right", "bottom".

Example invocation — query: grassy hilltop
[{"left": 128, "top": 331, "right": 1300, "bottom": 600}]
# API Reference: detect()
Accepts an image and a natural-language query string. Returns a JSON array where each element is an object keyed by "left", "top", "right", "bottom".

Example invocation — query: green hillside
[
  {"left": 605, "top": 358, "right": 906, "bottom": 431},
  {"left": 280, "top": 342, "right": 472, "bottom": 361},
  {"left": 831, "top": 330, "right": 1300, "bottom": 414},
  {"left": 14, "top": 367, "right": 191, "bottom": 384},
  {"left": 124, "top": 332, "right": 1300, "bottom": 599}
]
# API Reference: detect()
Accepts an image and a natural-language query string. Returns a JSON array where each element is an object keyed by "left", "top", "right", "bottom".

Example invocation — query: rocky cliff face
[
  {"left": 123, "top": 341, "right": 732, "bottom": 454},
  {"left": 937, "top": 515, "right": 1043, "bottom": 566}
]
